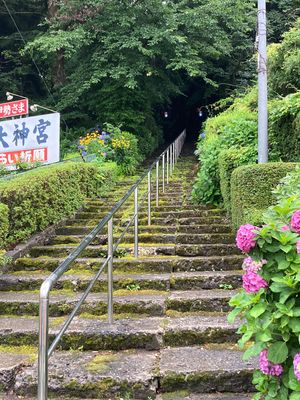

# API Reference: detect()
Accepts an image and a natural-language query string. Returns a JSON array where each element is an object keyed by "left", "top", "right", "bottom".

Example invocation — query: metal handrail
[{"left": 38, "top": 129, "right": 186, "bottom": 399}]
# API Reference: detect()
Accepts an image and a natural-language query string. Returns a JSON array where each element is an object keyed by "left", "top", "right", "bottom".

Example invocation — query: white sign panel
[{"left": 0, "top": 113, "right": 60, "bottom": 169}]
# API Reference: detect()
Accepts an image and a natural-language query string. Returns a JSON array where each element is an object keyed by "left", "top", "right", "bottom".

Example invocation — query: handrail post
[
  {"left": 134, "top": 187, "right": 139, "bottom": 257},
  {"left": 166, "top": 149, "right": 169, "bottom": 184},
  {"left": 172, "top": 143, "right": 175, "bottom": 169},
  {"left": 174, "top": 142, "right": 176, "bottom": 164},
  {"left": 156, "top": 161, "right": 159, "bottom": 207},
  {"left": 170, "top": 146, "right": 173, "bottom": 176},
  {"left": 148, "top": 171, "right": 151, "bottom": 226},
  {"left": 38, "top": 280, "right": 51, "bottom": 400},
  {"left": 162, "top": 153, "right": 165, "bottom": 193},
  {"left": 107, "top": 218, "right": 113, "bottom": 324}
]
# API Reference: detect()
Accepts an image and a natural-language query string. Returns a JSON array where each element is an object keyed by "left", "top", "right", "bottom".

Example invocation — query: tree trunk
[{"left": 48, "top": 0, "right": 66, "bottom": 87}]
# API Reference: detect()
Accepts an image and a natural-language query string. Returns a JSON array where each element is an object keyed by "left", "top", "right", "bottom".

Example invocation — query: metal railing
[{"left": 38, "top": 129, "right": 186, "bottom": 399}]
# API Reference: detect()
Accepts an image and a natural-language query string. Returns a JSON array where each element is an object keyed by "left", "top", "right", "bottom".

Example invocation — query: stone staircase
[{"left": 0, "top": 152, "right": 254, "bottom": 399}]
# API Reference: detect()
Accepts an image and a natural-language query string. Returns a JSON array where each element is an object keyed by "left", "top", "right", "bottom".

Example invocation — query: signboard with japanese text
[
  {"left": 0, "top": 99, "right": 28, "bottom": 119},
  {"left": 0, "top": 113, "right": 60, "bottom": 169}
]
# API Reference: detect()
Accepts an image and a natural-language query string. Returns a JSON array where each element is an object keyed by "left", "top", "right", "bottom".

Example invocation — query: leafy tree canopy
[
  {"left": 25, "top": 0, "right": 255, "bottom": 115},
  {"left": 1, "top": 0, "right": 300, "bottom": 155}
]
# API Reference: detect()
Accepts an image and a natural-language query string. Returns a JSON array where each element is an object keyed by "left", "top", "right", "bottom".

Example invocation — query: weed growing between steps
[{"left": 229, "top": 197, "right": 300, "bottom": 398}]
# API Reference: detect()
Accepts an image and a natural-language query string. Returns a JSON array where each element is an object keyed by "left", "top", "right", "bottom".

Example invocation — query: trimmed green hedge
[
  {"left": 0, "top": 203, "right": 9, "bottom": 249},
  {"left": 0, "top": 162, "right": 117, "bottom": 247},
  {"left": 231, "top": 162, "right": 300, "bottom": 228},
  {"left": 218, "top": 146, "right": 257, "bottom": 213}
]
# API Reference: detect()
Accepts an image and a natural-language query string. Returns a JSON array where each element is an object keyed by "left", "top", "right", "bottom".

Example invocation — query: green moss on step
[
  {"left": 79, "top": 312, "right": 149, "bottom": 320},
  {"left": 49, "top": 317, "right": 65, "bottom": 328},
  {"left": 62, "top": 376, "right": 150, "bottom": 398},
  {"left": 165, "top": 310, "right": 225, "bottom": 318},
  {"left": 0, "top": 345, "right": 37, "bottom": 363},
  {"left": 113, "top": 289, "right": 168, "bottom": 296},
  {"left": 85, "top": 353, "right": 118, "bottom": 372}
]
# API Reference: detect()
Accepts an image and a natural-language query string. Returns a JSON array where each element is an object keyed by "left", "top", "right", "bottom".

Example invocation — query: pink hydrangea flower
[
  {"left": 297, "top": 240, "right": 300, "bottom": 254},
  {"left": 291, "top": 211, "right": 300, "bottom": 234},
  {"left": 242, "top": 257, "right": 267, "bottom": 273},
  {"left": 294, "top": 353, "right": 300, "bottom": 381},
  {"left": 281, "top": 225, "right": 289, "bottom": 232},
  {"left": 243, "top": 270, "right": 268, "bottom": 293},
  {"left": 260, "top": 350, "right": 283, "bottom": 376},
  {"left": 236, "top": 224, "right": 259, "bottom": 253}
]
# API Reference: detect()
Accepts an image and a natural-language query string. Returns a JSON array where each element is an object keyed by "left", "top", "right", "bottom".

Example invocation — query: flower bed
[{"left": 78, "top": 124, "right": 141, "bottom": 174}]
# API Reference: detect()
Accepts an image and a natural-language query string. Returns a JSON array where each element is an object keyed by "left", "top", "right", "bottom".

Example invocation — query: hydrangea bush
[{"left": 229, "top": 196, "right": 300, "bottom": 399}]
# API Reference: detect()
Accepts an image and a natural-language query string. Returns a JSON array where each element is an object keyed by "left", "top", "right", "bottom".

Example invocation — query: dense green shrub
[
  {"left": 111, "top": 129, "right": 142, "bottom": 175},
  {"left": 273, "top": 166, "right": 300, "bottom": 201},
  {"left": 192, "top": 83, "right": 284, "bottom": 206},
  {"left": 0, "top": 203, "right": 9, "bottom": 248},
  {"left": 194, "top": 19, "right": 300, "bottom": 207},
  {"left": 192, "top": 134, "right": 223, "bottom": 205},
  {"left": 192, "top": 88, "right": 259, "bottom": 205},
  {"left": 218, "top": 147, "right": 257, "bottom": 213},
  {"left": 269, "top": 92, "right": 300, "bottom": 162},
  {"left": 268, "top": 18, "right": 300, "bottom": 97},
  {"left": 0, "top": 162, "right": 118, "bottom": 246},
  {"left": 231, "top": 163, "right": 300, "bottom": 229}
]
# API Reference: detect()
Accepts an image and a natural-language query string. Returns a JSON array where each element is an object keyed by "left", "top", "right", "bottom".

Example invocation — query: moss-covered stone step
[
  {"left": 14, "top": 349, "right": 157, "bottom": 398},
  {"left": 170, "top": 272, "right": 241, "bottom": 290},
  {"left": 51, "top": 233, "right": 177, "bottom": 245},
  {"left": 178, "top": 225, "right": 232, "bottom": 234},
  {"left": 0, "top": 271, "right": 164, "bottom": 291},
  {"left": 12, "top": 255, "right": 243, "bottom": 273},
  {"left": 159, "top": 347, "right": 255, "bottom": 394},
  {"left": 178, "top": 217, "right": 229, "bottom": 225},
  {"left": 12, "top": 346, "right": 255, "bottom": 399},
  {"left": 0, "top": 271, "right": 241, "bottom": 293},
  {"left": 0, "top": 287, "right": 239, "bottom": 316},
  {"left": 142, "top": 204, "right": 216, "bottom": 211},
  {"left": 176, "top": 234, "right": 234, "bottom": 245},
  {"left": 175, "top": 244, "right": 240, "bottom": 257},
  {"left": 0, "top": 291, "right": 166, "bottom": 317},
  {"left": 83, "top": 204, "right": 216, "bottom": 213},
  {"left": 0, "top": 316, "right": 240, "bottom": 350},
  {"left": 29, "top": 244, "right": 175, "bottom": 258},
  {"left": 50, "top": 233, "right": 235, "bottom": 246},
  {"left": 74, "top": 212, "right": 180, "bottom": 223},
  {"left": 165, "top": 289, "right": 237, "bottom": 313},
  {"left": 74, "top": 210, "right": 225, "bottom": 222},
  {"left": 56, "top": 225, "right": 178, "bottom": 235},
  {"left": 0, "top": 348, "right": 36, "bottom": 393},
  {"left": 66, "top": 216, "right": 179, "bottom": 226},
  {"left": 157, "top": 393, "right": 252, "bottom": 400}
]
